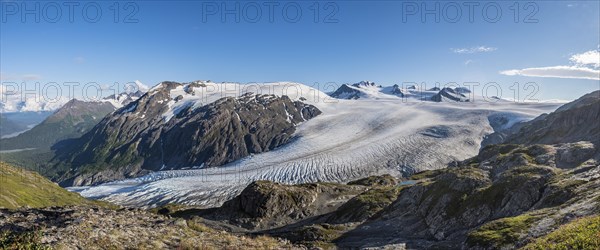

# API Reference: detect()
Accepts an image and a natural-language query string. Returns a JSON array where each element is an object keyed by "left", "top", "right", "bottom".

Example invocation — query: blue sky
[{"left": 1, "top": 0, "right": 599, "bottom": 103}]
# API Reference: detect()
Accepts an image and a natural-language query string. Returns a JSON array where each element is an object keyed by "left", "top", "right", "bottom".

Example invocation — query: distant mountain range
[{"left": 329, "top": 81, "right": 471, "bottom": 102}]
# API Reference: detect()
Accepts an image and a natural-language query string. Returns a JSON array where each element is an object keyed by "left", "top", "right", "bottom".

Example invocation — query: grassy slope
[
  {"left": 522, "top": 215, "right": 600, "bottom": 250},
  {"left": 0, "top": 162, "right": 96, "bottom": 209}
]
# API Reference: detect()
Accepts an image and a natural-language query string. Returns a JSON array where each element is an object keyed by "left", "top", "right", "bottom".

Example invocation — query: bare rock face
[
  {"left": 555, "top": 141, "right": 596, "bottom": 168},
  {"left": 55, "top": 82, "right": 322, "bottom": 186},
  {"left": 390, "top": 84, "right": 404, "bottom": 97},
  {"left": 329, "top": 84, "right": 362, "bottom": 99},
  {"left": 430, "top": 88, "right": 470, "bottom": 102}
]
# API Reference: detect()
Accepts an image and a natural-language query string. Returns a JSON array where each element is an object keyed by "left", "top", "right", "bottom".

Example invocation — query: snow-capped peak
[
  {"left": 134, "top": 80, "right": 150, "bottom": 92},
  {"left": 102, "top": 90, "right": 145, "bottom": 109}
]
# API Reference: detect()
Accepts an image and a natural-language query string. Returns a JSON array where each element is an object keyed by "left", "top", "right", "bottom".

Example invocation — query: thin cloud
[
  {"left": 451, "top": 46, "right": 497, "bottom": 54},
  {"left": 501, "top": 49, "right": 600, "bottom": 80},
  {"left": 500, "top": 66, "right": 600, "bottom": 80},
  {"left": 21, "top": 74, "right": 42, "bottom": 81}
]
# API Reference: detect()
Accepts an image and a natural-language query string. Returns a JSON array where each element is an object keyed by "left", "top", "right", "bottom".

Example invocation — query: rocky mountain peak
[
  {"left": 329, "top": 84, "right": 362, "bottom": 99},
  {"left": 352, "top": 81, "right": 376, "bottom": 88},
  {"left": 431, "top": 87, "right": 470, "bottom": 102},
  {"left": 391, "top": 84, "right": 404, "bottom": 96}
]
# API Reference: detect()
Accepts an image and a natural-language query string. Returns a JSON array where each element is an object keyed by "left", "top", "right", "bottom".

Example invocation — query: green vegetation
[
  {"left": 180, "top": 217, "right": 293, "bottom": 250},
  {"left": 347, "top": 174, "right": 397, "bottom": 186},
  {"left": 466, "top": 214, "right": 535, "bottom": 248},
  {"left": 331, "top": 186, "right": 402, "bottom": 222},
  {"left": 416, "top": 167, "right": 490, "bottom": 217},
  {"left": 409, "top": 169, "right": 444, "bottom": 180},
  {"left": 522, "top": 216, "right": 600, "bottom": 250},
  {"left": 458, "top": 165, "right": 554, "bottom": 216},
  {"left": 290, "top": 224, "right": 346, "bottom": 249},
  {"left": 0, "top": 230, "right": 49, "bottom": 250},
  {"left": 0, "top": 162, "right": 100, "bottom": 209}
]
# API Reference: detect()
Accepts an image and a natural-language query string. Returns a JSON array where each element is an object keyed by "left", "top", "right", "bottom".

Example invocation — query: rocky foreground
[{"left": 0, "top": 206, "right": 300, "bottom": 249}]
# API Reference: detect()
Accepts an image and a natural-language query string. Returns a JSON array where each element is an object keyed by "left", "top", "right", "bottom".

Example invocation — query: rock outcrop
[{"left": 195, "top": 181, "right": 367, "bottom": 230}]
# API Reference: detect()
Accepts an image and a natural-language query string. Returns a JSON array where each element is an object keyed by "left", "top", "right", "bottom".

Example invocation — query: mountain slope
[
  {"left": 0, "top": 162, "right": 95, "bottom": 209},
  {"left": 504, "top": 90, "right": 600, "bottom": 145}
]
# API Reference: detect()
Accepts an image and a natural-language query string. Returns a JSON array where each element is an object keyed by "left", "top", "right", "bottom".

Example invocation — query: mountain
[
  {"left": 328, "top": 81, "right": 382, "bottom": 99},
  {"left": 430, "top": 87, "right": 470, "bottom": 102},
  {"left": 329, "top": 82, "right": 475, "bottom": 102},
  {"left": 329, "top": 84, "right": 363, "bottom": 99},
  {"left": 390, "top": 84, "right": 405, "bottom": 97},
  {"left": 55, "top": 81, "right": 322, "bottom": 186}
]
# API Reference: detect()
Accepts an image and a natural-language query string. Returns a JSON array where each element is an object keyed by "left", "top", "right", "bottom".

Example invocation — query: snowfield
[{"left": 69, "top": 82, "right": 562, "bottom": 208}]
